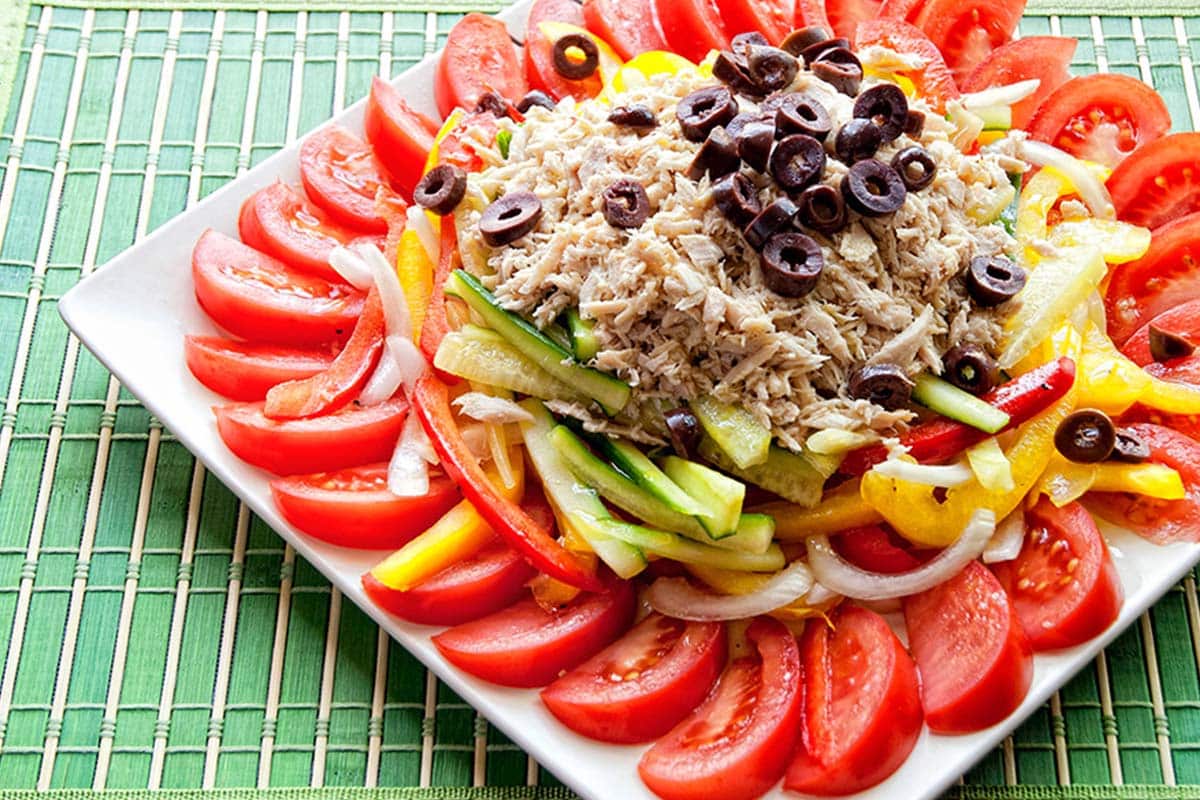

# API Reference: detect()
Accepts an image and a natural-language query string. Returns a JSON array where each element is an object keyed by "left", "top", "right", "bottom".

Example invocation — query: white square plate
[{"left": 58, "top": 4, "right": 1200, "bottom": 797}]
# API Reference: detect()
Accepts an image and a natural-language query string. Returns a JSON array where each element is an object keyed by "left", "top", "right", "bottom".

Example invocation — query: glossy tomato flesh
[
  {"left": 183, "top": 336, "right": 336, "bottom": 401},
  {"left": 833, "top": 524, "right": 932, "bottom": 574},
  {"left": 435, "top": 13, "right": 527, "bottom": 119},
  {"left": 299, "top": 124, "right": 394, "bottom": 233},
  {"left": 960, "top": 36, "right": 1076, "bottom": 130},
  {"left": 824, "top": 0, "right": 882, "bottom": 39},
  {"left": 1108, "top": 131, "right": 1200, "bottom": 230},
  {"left": 1104, "top": 211, "right": 1200, "bottom": 344},
  {"left": 581, "top": 0, "right": 667, "bottom": 61},
  {"left": 912, "top": 0, "right": 1025, "bottom": 82},
  {"left": 363, "top": 76, "right": 438, "bottom": 200},
  {"left": 653, "top": 0, "right": 730, "bottom": 64},
  {"left": 855, "top": 20, "right": 960, "bottom": 112},
  {"left": 1121, "top": 299, "right": 1200, "bottom": 366},
  {"left": 716, "top": 0, "right": 794, "bottom": 45},
  {"left": 524, "top": 0, "right": 603, "bottom": 101}
]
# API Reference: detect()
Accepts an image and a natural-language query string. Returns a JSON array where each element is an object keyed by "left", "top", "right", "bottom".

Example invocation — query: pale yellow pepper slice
[{"left": 757, "top": 479, "right": 884, "bottom": 543}]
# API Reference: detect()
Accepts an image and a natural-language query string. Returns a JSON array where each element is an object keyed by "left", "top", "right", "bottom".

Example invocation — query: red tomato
[
  {"left": 363, "top": 76, "right": 438, "bottom": 200},
  {"left": 1027, "top": 74, "right": 1171, "bottom": 169},
  {"left": 525, "top": 0, "right": 603, "bottom": 101},
  {"left": 363, "top": 544, "right": 536, "bottom": 626},
  {"left": 854, "top": 20, "right": 960, "bottom": 112},
  {"left": 435, "top": 13, "right": 528, "bottom": 119},
  {"left": 1120, "top": 299, "right": 1200, "bottom": 366},
  {"left": 1087, "top": 423, "right": 1200, "bottom": 545},
  {"left": 904, "top": 560, "right": 1033, "bottom": 733},
  {"left": 960, "top": 37, "right": 1077, "bottom": 130},
  {"left": 876, "top": 0, "right": 924, "bottom": 22},
  {"left": 540, "top": 614, "right": 728, "bottom": 744},
  {"left": 299, "top": 125, "right": 394, "bottom": 234},
  {"left": 785, "top": 605, "right": 923, "bottom": 797},
  {"left": 432, "top": 579, "right": 636, "bottom": 688},
  {"left": 1108, "top": 132, "right": 1200, "bottom": 230},
  {"left": 833, "top": 524, "right": 932, "bottom": 573},
  {"left": 1104, "top": 211, "right": 1200, "bottom": 344},
  {"left": 824, "top": 0, "right": 881, "bottom": 40},
  {"left": 214, "top": 398, "right": 407, "bottom": 476},
  {"left": 183, "top": 336, "right": 336, "bottom": 401},
  {"left": 717, "top": 0, "right": 794, "bottom": 45},
  {"left": 795, "top": 0, "right": 833, "bottom": 30},
  {"left": 911, "top": 0, "right": 1024, "bottom": 82},
  {"left": 191, "top": 230, "right": 364, "bottom": 347},
  {"left": 271, "top": 463, "right": 461, "bottom": 549},
  {"left": 581, "top": 0, "right": 667, "bottom": 61},
  {"left": 638, "top": 617, "right": 803, "bottom": 800},
  {"left": 992, "top": 499, "right": 1123, "bottom": 651},
  {"left": 1121, "top": 393, "right": 1200, "bottom": 447},
  {"left": 654, "top": 0, "right": 730, "bottom": 64}
]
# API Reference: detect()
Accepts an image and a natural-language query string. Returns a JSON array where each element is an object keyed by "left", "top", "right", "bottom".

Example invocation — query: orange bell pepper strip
[{"left": 757, "top": 479, "right": 884, "bottom": 543}]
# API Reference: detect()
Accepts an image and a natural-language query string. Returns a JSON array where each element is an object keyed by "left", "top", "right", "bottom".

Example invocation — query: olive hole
[
  {"left": 799, "top": 105, "right": 817, "bottom": 121},
  {"left": 426, "top": 177, "right": 445, "bottom": 193},
  {"left": 694, "top": 98, "right": 716, "bottom": 114},
  {"left": 986, "top": 264, "right": 1012, "bottom": 280},
  {"left": 562, "top": 45, "right": 587, "bottom": 64},
  {"left": 903, "top": 162, "right": 926, "bottom": 182},
  {"left": 958, "top": 364, "right": 977, "bottom": 382},
  {"left": 500, "top": 207, "right": 521, "bottom": 221},
  {"left": 866, "top": 176, "right": 888, "bottom": 196},
  {"left": 780, "top": 245, "right": 810, "bottom": 269}
]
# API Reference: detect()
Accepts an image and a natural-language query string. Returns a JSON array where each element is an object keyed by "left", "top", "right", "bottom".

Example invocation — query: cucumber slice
[
  {"left": 724, "top": 513, "right": 775, "bottom": 555},
  {"left": 565, "top": 309, "right": 599, "bottom": 361},
  {"left": 912, "top": 372, "right": 1011, "bottom": 434},
  {"left": 446, "top": 270, "right": 631, "bottom": 415},
  {"left": 596, "top": 437, "right": 705, "bottom": 516},
  {"left": 699, "top": 438, "right": 827, "bottom": 508},
  {"left": 594, "top": 518, "right": 785, "bottom": 572},
  {"left": 976, "top": 104, "right": 1013, "bottom": 131},
  {"left": 661, "top": 456, "right": 745, "bottom": 539},
  {"left": 691, "top": 395, "right": 771, "bottom": 469},
  {"left": 435, "top": 326, "right": 584, "bottom": 402}
]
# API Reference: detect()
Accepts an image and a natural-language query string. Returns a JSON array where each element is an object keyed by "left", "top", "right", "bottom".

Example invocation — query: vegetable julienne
[{"left": 180, "top": 1, "right": 1200, "bottom": 798}]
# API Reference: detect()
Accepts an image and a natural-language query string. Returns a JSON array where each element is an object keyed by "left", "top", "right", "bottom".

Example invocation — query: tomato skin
[
  {"left": 854, "top": 20, "right": 960, "bottom": 112},
  {"left": 1027, "top": 74, "right": 1171, "bottom": 169},
  {"left": 541, "top": 614, "right": 728, "bottom": 744},
  {"left": 214, "top": 398, "right": 408, "bottom": 476},
  {"left": 183, "top": 336, "right": 335, "bottom": 401},
  {"left": 271, "top": 463, "right": 461, "bottom": 549},
  {"left": 823, "top": 0, "right": 881, "bottom": 40},
  {"left": 191, "top": 230, "right": 364, "bottom": 347},
  {"left": 833, "top": 524, "right": 931, "bottom": 573},
  {"left": 876, "top": 0, "right": 924, "bottom": 22},
  {"left": 299, "top": 125, "right": 394, "bottom": 234},
  {"left": 432, "top": 579, "right": 636, "bottom": 688},
  {"left": 1104, "top": 211, "right": 1200, "bottom": 344},
  {"left": 1108, "top": 132, "right": 1200, "bottom": 230},
  {"left": 1122, "top": 300, "right": 1200, "bottom": 366},
  {"left": 363, "top": 76, "right": 437, "bottom": 200},
  {"left": 785, "top": 605, "right": 923, "bottom": 797},
  {"left": 638, "top": 617, "right": 803, "bottom": 800},
  {"left": 717, "top": 0, "right": 795, "bottom": 46},
  {"left": 654, "top": 0, "right": 730, "bottom": 63},
  {"left": 960, "top": 37, "right": 1077, "bottom": 130},
  {"left": 912, "top": 0, "right": 1024, "bottom": 82},
  {"left": 525, "top": 0, "right": 603, "bottom": 101},
  {"left": 795, "top": 0, "right": 833, "bottom": 30},
  {"left": 904, "top": 560, "right": 1034, "bottom": 734},
  {"left": 581, "top": 0, "right": 667, "bottom": 61},
  {"left": 435, "top": 13, "right": 528, "bottom": 119}
]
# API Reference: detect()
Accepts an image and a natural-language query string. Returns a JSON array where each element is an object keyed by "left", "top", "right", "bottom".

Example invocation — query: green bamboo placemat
[{"left": 1, "top": 3, "right": 1200, "bottom": 798}]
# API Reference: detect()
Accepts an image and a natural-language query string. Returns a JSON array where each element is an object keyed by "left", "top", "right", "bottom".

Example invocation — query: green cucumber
[
  {"left": 698, "top": 438, "right": 826, "bottom": 508},
  {"left": 446, "top": 270, "right": 631, "bottom": 415},
  {"left": 997, "top": 172, "right": 1023, "bottom": 237},
  {"left": 593, "top": 518, "right": 785, "bottom": 572},
  {"left": 976, "top": 104, "right": 1013, "bottom": 131},
  {"left": 434, "top": 326, "right": 584, "bottom": 402},
  {"left": 496, "top": 129, "right": 512, "bottom": 158},
  {"left": 690, "top": 395, "right": 771, "bottom": 469},
  {"left": 661, "top": 455, "right": 745, "bottom": 539},
  {"left": 565, "top": 309, "right": 599, "bottom": 361},
  {"left": 728, "top": 513, "right": 775, "bottom": 555},
  {"left": 912, "top": 372, "right": 1011, "bottom": 434},
  {"left": 596, "top": 437, "right": 705, "bottom": 516}
]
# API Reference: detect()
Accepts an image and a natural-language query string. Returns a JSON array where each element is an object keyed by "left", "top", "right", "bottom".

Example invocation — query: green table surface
[{"left": 2, "top": 1, "right": 1200, "bottom": 798}]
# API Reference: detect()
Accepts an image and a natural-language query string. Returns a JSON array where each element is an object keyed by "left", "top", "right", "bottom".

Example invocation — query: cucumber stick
[
  {"left": 691, "top": 395, "right": 771, "bottom": 469},
  {"left": 597, "top": 522, "right": 785, "bottom": 572},
  {"left": 913, "top": 372, "right": 1011, "bottom": 434},
  {"left": 596, "top": 437, "right": 705, "bottom": 516},
  {"left": 434, "top": 326, "right": 584, "bottom": 403},
  {"left": 565, "top": 309, "right": 599, "bottom": 361},
  {"left": 661, "top": 456, "right": 745, "bottom": 539},
  {"left": 699, "top": 438, "right": 827, "bottom": 508},
  {"left": 446, "top": 271, "right": 631, "bottom": 415}
]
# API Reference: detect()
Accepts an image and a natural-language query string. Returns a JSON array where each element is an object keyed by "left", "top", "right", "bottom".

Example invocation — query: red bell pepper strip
[
  {"left": 839, "top": 357, "right": 1077, "bottom": 476},
  {"left": 412, "top": 373, "right": 604, "bottom": 592},
  {"left": 419, "top": 216, "right": 462, "bottom": 382},
  {"left": 263, "top": 287, "right": 385, "bottom": 420}
]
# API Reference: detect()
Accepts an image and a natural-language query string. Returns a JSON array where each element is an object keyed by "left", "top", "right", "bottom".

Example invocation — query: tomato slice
[
  {"left": 581, "top": 0, "right": 667, "bottom": 61},
  {"left": 214, "top": 397, "right": 408, "bottom": 476},
  {"left": 435, "top": 13, "right": 528, "bottom": 119},
  {"left": 191, "top": 230, "right": 364, "bottom": 346},
  {"left": 1107, "top": 132, "right": 1200, "bottom": 230},
  {"left": 795, "top": 0, "right": 833, "bottom": 30},
  {"left": 363, "top": 76, "right": 438, "bottom": 200},
  {"left": 904, "top": 560, "right": 1033, "bottom": 733},
  {"left": 959, "top": 37, "right": 1077, "bottom": 130},
  {"left": 785, "top": 605, "right": 923, "bottom": 797},
  {"left": 541, "top": 614, "right": 727, "bottom": 744},
  {"left": 653, "top": 0, "right": 730, "bottom": 64},
  {"left": 833, "top": 524, "right": 932, "bottom": 573},
  {"left": 854, "top": 20, "right": 960, "bottom": 112},
  {"left": 183, "top": 336, "right": 336, "bottom": 401},
  {"left": 431, "top": 578, "right": 635, "bottom": 688},
  {"left": 876, "top": 0, "right": 924, "bottom": 22},
  {"left": 1104, "top": 211, "right": 1200, "bottom": 344},
  {"left": 1087, "top": 423, "right": 1200, "bottom": 545},
  {"left": 1027, "top": 74, "right": 1171, "bottom": 169},
  {"left": 525, "top": 0, "right": 604, "bottom": 101},
  {"left": 299, "top": 125, "right": 395, "bottom": 234},
  {"left": 911, "top": 0, "right": 1024, "bottom": 82},
  {"left": 823, "top": 0, "right": 881, "bottom": 39},
  {"left": 1120, "top": 299, "right": 1200, "bottom": 366},
  {"left": 271, "top": 463, "right": 461, "bottom": 550},
  {"left": 717, "top": 0, "right": 794, "bottom": 45},
  {"left": 638, "top": 617, "right": 803, "bottom": 800}
]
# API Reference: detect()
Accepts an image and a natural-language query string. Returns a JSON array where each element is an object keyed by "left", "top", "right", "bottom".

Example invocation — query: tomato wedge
[
  {"left": 654, "top": 0, "right": 730, "bottom": 64},
  {"left": 833, "top": 524, "right": 931, "bottom": 573},
  {"left": 435, "top": 13, "right": 528, "bottom": 119},
  {"left": 1027, "top": 74, "right": 1171, "bottom": 169},
  {"left": 271, "top": 463, "right": 461, "bottom": 550},
  {"left": 214, "top": 397, "right": 407, "bottom": 476},
  {"left": 639, "top": 617, "right": 803, "bottom": 800},
  {"left": 854, "top": 20, "right": 960, "bottom": 112},
  {"left": 191, "top": 230, "right": 364, "bottom": 346},
  {"left": 717, "top": 0, "right": 794, "bottom": 46},
  {"left": 960, "top": 36, "right": 1077, "bottom": 130},
  {"left": 363, "top": 76, "right": 438, "bottom": 200},
  {"left": 581, "top": 0, "right": 667, "bottom": 61},
  {"left": 541, "top": 614, "right": 728, "bottom": 744},
  {"left": 432, "top": 578, "right": 635, "bottom": 687},
  {"left": 1104, "top": 211, "right": 1200, "bottom": 344},
  {"left": 911, "top": 0, "right": 1024, "bottom": 82},
  {"left": 824, "top": 0, "right": 881, "bottom": 40},
  {"left": 1120, "top": 299, "right": 1200, "bottom": 366},
  {"left": 876, "top": 0, "right": 924, "bottom": 22},
  {"left": 795, "top": 0, "right": 833, "bottom": 30},
  {"left": 299, "top": 125, "right": 394, "bottom": 234},
  {"left": 183, "top": 336, "right": 336, "bottom": 401},
  {"left": 525, "top": 0, "right": 603, "bottom": 101},
  {"left": 1107, "top": 132, "right": 1200, "bottom": 230},
  {"left": 786, "top": 605, "right": 923, "bottom": 797},
  {"left": 1087, "top": 423, "right": 1200, "bottom": 545},
  {"left": 904, "top": 560, "right": 1033, "bottom": 733}
]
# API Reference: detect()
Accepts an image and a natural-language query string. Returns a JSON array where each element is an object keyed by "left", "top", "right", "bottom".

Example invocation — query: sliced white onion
[
  {"left": 646, "top": 560, "right": 814, "bottom": 622},
  {"left": 1017, "top": 139, "right": 1116, "bottom": 219},
  {"left": 452, "top": 392, "right": 534, "bottom": 424},
  {"left": 359, "top": 348, "right": 403, "bottom": 406},
  {"left": 406, "top": 205, "right": 440, "bottom": 265},
  {"left": 871, "top": 458, "right": 974, "bottom": 487},
  {"left": 807, "top": 508, "right": 996, "bottom": 600},
  {"left": 357, "top": 243, "right": 413, "bottom": 342},
  {"left": 962, "top": 79, "right": 1040, "bottom": 110},
  {"left": 983, "top": 509, "right": 1027, "bottom": 564},
  {"left": 804, "top": 581, "right": 841, "bottom": 607},
  {"left": 327, "top": 247, "right": 375, "bottom": 291},
  {"left": 388, "top": 334, "right": 428, "bottom": 395},
  {"left": 388, "top": 413, "right": 433, "bottom": 497}
]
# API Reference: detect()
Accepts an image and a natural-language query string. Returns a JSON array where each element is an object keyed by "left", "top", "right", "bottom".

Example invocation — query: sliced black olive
[
  {"left": 747, "top": 46, "right": 799, "bottom": 93},
  {"left": 761, "top": 232, "right": 824, "bottom": 297},
  {"left": 473, "top": 91, "right": 508, "bottom": 116},
  {"left": 687, "top": 127, "right": 741, "bottom": 181},
  {"left": 941, "top": 344, "right": 999, "bottom": 396},
  {"left": 847, "top": 363, "right": 913, "bottom": 411},
  {"left": 904, "top": 109, "right": 926, "bottom": 137},
  {"left": 714, "top": 172, "right": 762, "bottom": 228},
  {"left": 712, "top": 50, "right": 762, "bottom": 95},
  {"left": 891, "top": 146, "right": 937, "bottom": 191},
  {"left": 735, "top": 118, "right": 776, "bottom": 172},
  {"left": 413, "top": 164, "right": 468, "bottom": 216},
  {"left": 665, "top": 407, "right": 702, "bottom": 459},
  {"left": 780, "top": 26, "right": 830, "bottom": 57},
  {"left": 834, "top": 118, "right": 882, "bottom": 164},
  {"left": 516, "top": 90, "right": 556, "bottom": 113},
  {"left": 811, "top": 47, "right": 863, "bottom": 96},
  {"left": 796, "top": 184, "right": 847, "bottom": 235},
  {"left": 853, "top": 83, "right": 909, "bottom": 142},
  {"left": 745, "top": 197, "right": 799, "bottom": 250},
  {"left": 1149, "top": 324, "right": 1195, "bottom": 363},
  {"left": 801, "top": 36, "right": 851, "bottom": 67},
  {"left": 1055, "top": 408, "right": 1117, "bottom": 463},
  {"left": 1111, "top": 429, "right": 1151, "bottom": 463},
  {"left": 602, "top": 179, "right": 651, "bottom": 229},
  {"left": 775, "top": 94, "right": 832, "bottom": 141},
  {"left": 770, "top": 134, "right": 825, "bottom": 192},
  {"left": 480, "top": 191, "right": 544, "bottom": 246},
  {"left": 731, "top": 31, "right": 771, "bottom": 56},
  {"left": 677, "top": 86, "right": 738, "bottom": 142},
  {"left": 966, "top": 255, "right": 1027, "bottom": 307},
  {"left": 553, "top": 33, "right": 600, "bottom": 80},
  {"left": 841, "top": 159, "right": 907, "bottom": 217},
  {"left": 608, "top": 104, "right": 658, "bottom": 130}
]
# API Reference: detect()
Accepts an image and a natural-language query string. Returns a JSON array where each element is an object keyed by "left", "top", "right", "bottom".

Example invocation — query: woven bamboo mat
[{"left": 1, "top": 3, "right": 1200, "bottom": 797}]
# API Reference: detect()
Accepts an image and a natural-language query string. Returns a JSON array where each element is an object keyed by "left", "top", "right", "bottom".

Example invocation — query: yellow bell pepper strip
[
  {"left": 1073, "top": 321, "right": 1200, "bottom": 416},
  {"left": 1016, "top": 163, "right": 1113, "bottom": 258},
  {"left": 606, "top": 50, "right": 696, "bottom": 96},
  {"left": 396, "top": 229, "right": 434, "bottom": 340},
  {"left": 1050, "top": 219, "right": 1151, "bottom": 265},
  {"left": 757, "top": 480, "right": 884, "bottom": 543},
  {"left": 1038, "top": 454, "right": 1185, "bottom": 507}
]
